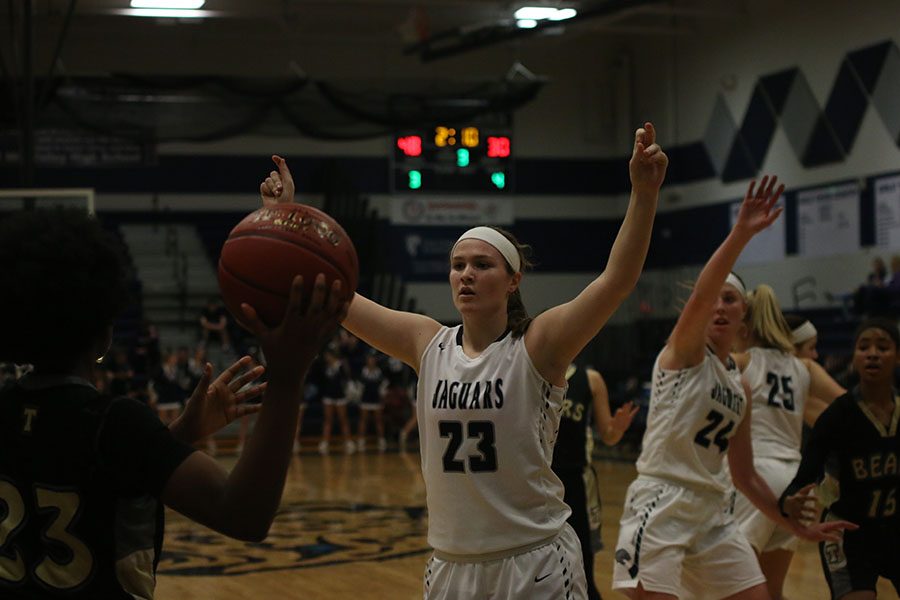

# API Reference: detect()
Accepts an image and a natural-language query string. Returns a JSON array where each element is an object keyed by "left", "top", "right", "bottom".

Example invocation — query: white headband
[
  {"left": 791, "top": 320, "right": 817, "bottom": 345},
  {"left": 725, "top": 273, "right": 746, "bottom": 298},
  {"left": 453, "top": 226, "right": 521, "bottom": 273}
]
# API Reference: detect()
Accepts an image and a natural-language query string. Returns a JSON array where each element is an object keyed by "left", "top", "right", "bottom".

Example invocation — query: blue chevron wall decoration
[{"left": 702, "top": 40, "right": 900, "bottom": 182}]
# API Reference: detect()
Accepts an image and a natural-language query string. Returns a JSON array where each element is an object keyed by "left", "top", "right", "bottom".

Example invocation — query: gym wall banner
[{"left": 389, "top": 196, "right": 513, "bottom": 226}]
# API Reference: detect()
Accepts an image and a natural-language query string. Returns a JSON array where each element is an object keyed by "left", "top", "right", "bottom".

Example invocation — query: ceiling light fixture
[
  {"left": 121, "top": 8, "right": 211, "bottom": 17},
  {"left": 550, "top": 8, "right": 577, "bottom": 20},
  {"left": 513, "top": 6, "right": 577, "bottom": 24},
  {"left": 130, "top": 0, "right": 205, "bottom": 8}
]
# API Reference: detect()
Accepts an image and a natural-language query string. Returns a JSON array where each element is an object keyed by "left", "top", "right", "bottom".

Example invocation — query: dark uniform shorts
[{"left": 819, "top": 520, "right": 900, "bottom": 599}]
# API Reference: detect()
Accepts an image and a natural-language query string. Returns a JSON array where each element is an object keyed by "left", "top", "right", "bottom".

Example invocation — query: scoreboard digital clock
[{"left": 391, "top": 125, "right": 512, "bottom": 193}]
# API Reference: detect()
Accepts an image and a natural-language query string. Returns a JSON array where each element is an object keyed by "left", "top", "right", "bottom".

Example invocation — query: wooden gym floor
[{"left": 156, "top": 447, "right": 898, "bottom": 599}]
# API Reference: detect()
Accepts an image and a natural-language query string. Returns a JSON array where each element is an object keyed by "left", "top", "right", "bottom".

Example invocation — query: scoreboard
[{"left": 392, "top": 125, "right": 512, "bottom": 193}]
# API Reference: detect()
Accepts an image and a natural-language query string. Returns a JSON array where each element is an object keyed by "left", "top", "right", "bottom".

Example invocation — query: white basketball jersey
[
  {"left": 742, "top": 347, "right": 809, "bottom": 461},
  {"left": 417, "top": 325, "right": 570, "bottom": 556},
  {"left": 636, "top": 348, "right": 748, "bottom": 494}
]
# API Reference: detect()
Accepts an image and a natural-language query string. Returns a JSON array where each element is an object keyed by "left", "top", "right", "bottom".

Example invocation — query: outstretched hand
[
  {"left": 610, "top": 401, "right": 639, "bottom": 436},
  {"left": 240, "top": 274, "right": 350, "bottom": 388},
  {"left": 783, "top": 483, "right": 859, "bottom": 542},
  {"left": 170, "top": 356, "right": 266, "bottom": 444},
  {"left": 734, "top": 175, "right": 784, "bottom": 237},
  {"left": 629, "top": 122, "right": 668, "bottom": 194},
  {"left": 795, "top": 519, "right": 858, "bottom": 543},
  {"left": 260, "top": 155, "right": 296, "bottom": 207}
]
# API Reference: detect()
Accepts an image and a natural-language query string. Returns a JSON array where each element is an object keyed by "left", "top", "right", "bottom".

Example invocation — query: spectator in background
[
  {"left": 885, "top": 255, "right": 900, "bottom": 316},
  {"left": 338, "top": 329, "right": 367, "bottom": 376},
  {"left": 357, "top": 351, "right": 388, "bottom": 452},
  {"left": 153, "top": 350, "right": 192, "bottom": 424},
  {"left": 132, "top": 319, "right": 161, "bottom": 375},
  {"left": 200, "top": 296, "right": 232, "bottom": 351},
  {"left": 318, "top": 348, "right": 355, "bottom": 455},
  {"left": 853, "top": 256, "right": 890, "bottom": 316}
]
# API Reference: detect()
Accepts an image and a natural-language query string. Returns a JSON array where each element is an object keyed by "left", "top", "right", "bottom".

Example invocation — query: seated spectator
[
  {"left": 199, "top": 296, "right": 232, "bottom": 350},
  {"left": 885, "top": 255, "right": 900, "bottom": 316},
  {"left": 853, "top": 256, "right": 890, "bottom": 316}
]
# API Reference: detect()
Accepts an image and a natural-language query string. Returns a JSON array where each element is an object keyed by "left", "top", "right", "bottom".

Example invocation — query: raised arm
[
  {"left": 259, "top": 155, "right": 442, "bottom": 371},
  {"left": 659, "top": 177, "right": 784, "bottom": 370},
  {"left": 342, "top": 293, "right": 441, "bottom": 372},
  {"left": 161, "top": 275, "right": 347, "bottom": 541},
  {"left": 589, "top": 368, "right": 637, "bottom": 446},
  {"left": 526, "top": 123, "right": 666, "bottom": 382}
]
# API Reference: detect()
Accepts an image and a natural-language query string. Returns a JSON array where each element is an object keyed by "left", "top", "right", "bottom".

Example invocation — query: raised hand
[
  {"left": 782, "top": 483, "right": 858, "bottom": 542},
  {"left": 629, "top": 122, "right": 668, "bottom": 194},
  {"left": 170, "top": 356, "right": 266, "bottom": 443},
  {"left": 734, "top": 175, "right": 785, "bottom": 237},
  {"left": 240, "top": 274, "right": 350, "bottom": 388},
  {"left": 610, "top": 401, "right": 639, "bottom": 436},
  {"left": 782, "top": 483, "right": 819, "bottom": 524},
  {"left": 260, "top": 155, "right": 296, "bottom": 207}
]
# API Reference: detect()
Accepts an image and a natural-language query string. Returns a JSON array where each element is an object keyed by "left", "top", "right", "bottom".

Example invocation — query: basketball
[{"left": 218, "top": 204, "right": 359, "bottom": 327}]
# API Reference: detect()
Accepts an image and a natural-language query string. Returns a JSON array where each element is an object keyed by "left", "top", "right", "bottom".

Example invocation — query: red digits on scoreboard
[
  {"left": 486, "top": 136, "right": 510, "bottom": 158},
  {"left": 397, "top": 135, "right": 422, "bottom": 157}
]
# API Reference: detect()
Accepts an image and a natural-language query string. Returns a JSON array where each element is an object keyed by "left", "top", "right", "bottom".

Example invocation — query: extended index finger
[
  {"left": 643, "top": 122, "right": 656, "bottom": 146},
  {"left": 273, "top": 155, "right": 294, "bottom": 186}
]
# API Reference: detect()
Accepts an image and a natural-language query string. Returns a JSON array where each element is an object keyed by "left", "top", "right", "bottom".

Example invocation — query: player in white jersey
[
  {"left": 613, "top": 176, "right": 853, "bottom": 600},
  {"left": 260, "top": 122, "right": 668, "bottom": 599},
  {"left": 731, "top": 285, "right": 845, "bottom": 600}
]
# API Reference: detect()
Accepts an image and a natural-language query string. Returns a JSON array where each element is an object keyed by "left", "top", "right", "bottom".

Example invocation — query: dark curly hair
[
  {"left": 0, "top": 209, "right": 131, "bottom": 370},
  {"left": 854, "top": 317, "right": 900, "bottom": 349}
]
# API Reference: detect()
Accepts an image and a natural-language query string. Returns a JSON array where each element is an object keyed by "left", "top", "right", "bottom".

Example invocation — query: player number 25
[
  {"left": 0, "top": 480, "right": 93, "bottom": 589},
  {"left": 440, "top": 420, "right": 498, "bottom": 473}
]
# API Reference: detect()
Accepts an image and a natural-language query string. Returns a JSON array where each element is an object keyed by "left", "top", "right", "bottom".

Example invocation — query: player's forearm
[
  {"left": 601, "top": 189, "right": 658, "bottom": 293},
  {"left": 736, "top": 471, "right": 798, "bottom": 533},
  {"left": 216, "top": 377, "right": 306, "bottom": 540},
  {"left": 599, "top": 425, "right": 624, "bottom": 446}
]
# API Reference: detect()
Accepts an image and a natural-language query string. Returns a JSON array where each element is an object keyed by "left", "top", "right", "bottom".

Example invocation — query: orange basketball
[{"left": 218, "top": 204, "right": 358, "bottom": 327}]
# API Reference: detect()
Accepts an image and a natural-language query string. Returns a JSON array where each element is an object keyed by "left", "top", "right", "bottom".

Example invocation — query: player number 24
[
  {"left": 0, "top": 480, "right": 93, "bottom": 589},
  {"left": 440, "top": 420, "right": 498, "bottom": 473},
  {"left": 693, "top": 409, "right": 735, "bottom": 453}
]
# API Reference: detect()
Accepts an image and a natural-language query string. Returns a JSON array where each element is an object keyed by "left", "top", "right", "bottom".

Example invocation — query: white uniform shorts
[
  {"left": 733, "top": 456, "right": 800, "bottom": 553},
  {"left": 613, "top": 476, "right": 765, "bottom": 599},
  {"left": 322, "top": 396, "right": 349, "bottom": 406},
  {"left": 423, "top": 523, "right": 587, "bottom": 600}
]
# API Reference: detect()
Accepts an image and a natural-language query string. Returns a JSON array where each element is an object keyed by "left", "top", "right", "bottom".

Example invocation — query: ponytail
[
  {"left": 745, "top": 284, "right": 793, "bottom": 353},
  {"left": 492, "top": 227, "right": 534, "bottom": 338}
]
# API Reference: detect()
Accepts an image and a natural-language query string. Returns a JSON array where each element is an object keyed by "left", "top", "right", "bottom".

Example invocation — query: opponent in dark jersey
[
  {"left": 781, "top": 318, "right": 899, "bottom": 599},
  {"left": 0, "top": 209, "right": 345, "bottom": 598},
  {"left": 552, "top": 364, "right": 637, "bottom": 600}
]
